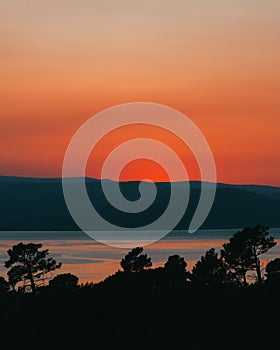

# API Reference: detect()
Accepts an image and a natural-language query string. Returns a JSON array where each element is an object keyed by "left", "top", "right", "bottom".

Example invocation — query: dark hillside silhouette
[{"left": 1, "top": 176, "right": 280, "bottom": 230}]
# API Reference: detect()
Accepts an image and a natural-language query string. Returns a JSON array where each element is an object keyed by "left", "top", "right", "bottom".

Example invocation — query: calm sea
[{"left": 1, "top": 228, "right": 280, "bottom": 283}]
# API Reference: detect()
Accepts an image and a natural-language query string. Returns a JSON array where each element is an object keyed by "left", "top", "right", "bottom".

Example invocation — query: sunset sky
[{"left": 1, "top": 0, "right": 280, "bottom": 185}]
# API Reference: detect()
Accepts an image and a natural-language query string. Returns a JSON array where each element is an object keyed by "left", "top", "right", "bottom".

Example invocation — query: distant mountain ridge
[{"left": 0, "top": 176, "right": 280, "bottom": 230}]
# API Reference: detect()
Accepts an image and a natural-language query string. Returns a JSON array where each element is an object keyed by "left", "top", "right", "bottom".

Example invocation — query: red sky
[{"left": 1, "top": 1, "right": 280, "bottom": 186}]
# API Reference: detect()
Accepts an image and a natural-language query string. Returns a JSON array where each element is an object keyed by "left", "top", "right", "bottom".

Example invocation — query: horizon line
[{"left": 1, "top": 175, "right": 279, "bottom": 189}]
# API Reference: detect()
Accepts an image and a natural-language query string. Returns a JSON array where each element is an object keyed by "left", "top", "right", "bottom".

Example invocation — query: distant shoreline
[{"left": 0, "top": 228, "right": 279, "bottom": 241}]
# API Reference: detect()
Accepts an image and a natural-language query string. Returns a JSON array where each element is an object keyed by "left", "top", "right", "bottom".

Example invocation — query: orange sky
[{"left": 1, "top": 1, "right": 280, "bottom": 185}]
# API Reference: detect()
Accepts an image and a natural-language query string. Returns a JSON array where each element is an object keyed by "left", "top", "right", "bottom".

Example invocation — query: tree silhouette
[
  {"left": 164, "top": 255, "right": 187, "bottom": 284},
  {"left": 0, "top": 276, "right": 9, "bottom": 293},
  {"left": 7, "top": 265, "right": 25, "bottom": 290},
  {"left": 5, "top": 242, "right": 61, "bottom": 292},
  {"left": 222, "top": 225, "right": 276, "bottom": 285},
  {"left": 191, "top": 248, "right": 233, "bottom": 287},
  {"left": 265, "top": 258, "right": 280, "bottom": 284},
  {"left": 164, "top": 255, "right": 186, "bottom": 273},
  {"left": 49, "top": 273, "right": 79, "bottom": 290},
  {"left": 120, "top": 247, "right": 152, "bottom": 273}
]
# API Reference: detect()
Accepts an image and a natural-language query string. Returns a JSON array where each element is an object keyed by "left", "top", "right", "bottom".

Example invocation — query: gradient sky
[{"left": 1, "top": 0, "right": 280, "bottom": 185}]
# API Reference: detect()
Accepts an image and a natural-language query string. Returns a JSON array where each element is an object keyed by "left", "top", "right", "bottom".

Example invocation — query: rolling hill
[{"left": 0, "top": 176, "right": 280, "bottom": 230}]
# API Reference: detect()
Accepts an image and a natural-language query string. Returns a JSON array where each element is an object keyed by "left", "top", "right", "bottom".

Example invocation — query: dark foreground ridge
[
  {"left": 1, "top": 176, "right": 280, "bottom": 230},
  {"left": 1, "top": 225, "right": 280, "bottom": 349}
]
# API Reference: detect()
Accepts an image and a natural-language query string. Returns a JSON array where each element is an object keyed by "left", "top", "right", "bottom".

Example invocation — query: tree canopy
[
  {"left": 191, "top": 248, "right": 233, "bottom": 287},
  {"left": 120, "top": 247, "right": 152, "bottom": 273},
  {"left": 5, "top": 242, "right": 61, "bottom": 292},
  {"left": 163, "top": 254, "right": 187, "bottom": 284},
  {"left": 221, "top": 225, "right": 276, "bottom": 285}
]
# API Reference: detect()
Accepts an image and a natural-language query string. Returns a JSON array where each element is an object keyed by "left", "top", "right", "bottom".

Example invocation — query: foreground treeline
[
  {"left": 1, "top": 225, "right": 280, "bottom": 293},
  {"left": 1, "top": 225, "right": 280, "bottom": 349}
]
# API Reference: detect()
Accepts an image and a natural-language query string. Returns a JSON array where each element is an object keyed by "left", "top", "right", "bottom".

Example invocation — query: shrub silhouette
[
  {"left": 265, "top": 258, "right": 280, "bottom": 284},
  {"left": 49, "top": 273, "right": 79, "bottom": 290}
]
